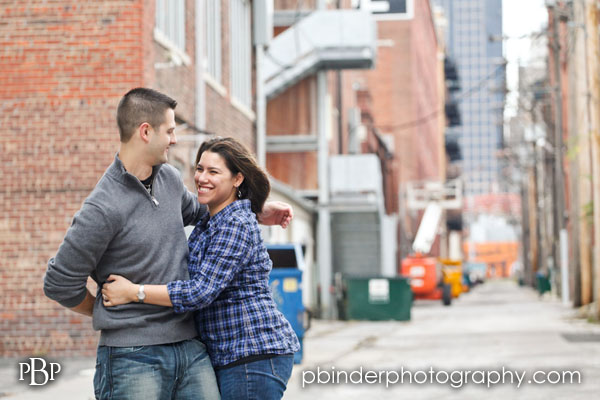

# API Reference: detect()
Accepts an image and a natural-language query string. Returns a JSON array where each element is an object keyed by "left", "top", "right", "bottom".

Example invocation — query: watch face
[{"left": 138, "top": 286, "right": 146, "bottom": 302}]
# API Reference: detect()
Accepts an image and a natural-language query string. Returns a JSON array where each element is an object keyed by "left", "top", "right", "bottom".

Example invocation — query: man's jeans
[
  {"left": 94, "top": 338, "right": 220, "bottom": 400},
  {"left": 215, "top": 355, "right": 294, "bottom": 400}
]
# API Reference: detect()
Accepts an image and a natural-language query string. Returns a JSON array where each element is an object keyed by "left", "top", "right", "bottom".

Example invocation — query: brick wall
[
  {"left": 1, "top": 0, "right": 257, "bottom": 357},
  {"left": 361, "top": 1, "right": 443, "bottom": 208},
  {"left": 411, "top": 0, "right": 442, "bottom": 182},
  {"left": 152, "top": 0, "right": 197, "bottom": 189},
  {"left": 356, "top": 1, "right": 444, "bottom": 263},
  {"left": 161, "top": 0, "right": 255, "bottom": 199},
  {"left": 275, "top": 0, "right": 318, "bottom": 10},
  {"left": 205, "top": 86, "right": 255, "bottom": 151},
  {"left": 266, "top": 76, "right": 319, "bottom": 190},
  {"left": 154, "top": 0, "right": 196, "bottom": 121},
  {"left": 204, "top": 0, "right": 255, "bottom": 152},
  {"left": 0, "top": 0, "right": 153, "bottom": 357}
]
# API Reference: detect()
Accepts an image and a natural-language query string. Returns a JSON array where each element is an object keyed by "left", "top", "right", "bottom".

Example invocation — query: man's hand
[
  {"left": 86, "top": 276, "right": 98, "bottom": 296},
  {"left": 257, "top": 201, "right": 293, "bottom": 228}
]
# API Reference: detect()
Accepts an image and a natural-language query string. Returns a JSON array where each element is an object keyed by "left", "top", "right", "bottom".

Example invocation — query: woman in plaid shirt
[{"left": 102, "top": 137, "right": 300, "bottom": 399}]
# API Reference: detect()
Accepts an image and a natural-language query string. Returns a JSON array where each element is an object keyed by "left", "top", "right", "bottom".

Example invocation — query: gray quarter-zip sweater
[{"left": 44, "top": 154, "right": 207, "bottom": 346}]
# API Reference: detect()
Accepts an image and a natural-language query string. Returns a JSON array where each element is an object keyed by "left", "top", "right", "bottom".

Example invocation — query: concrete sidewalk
[{"left": 2, "top": 280, "right": 600, "bottom": 399}]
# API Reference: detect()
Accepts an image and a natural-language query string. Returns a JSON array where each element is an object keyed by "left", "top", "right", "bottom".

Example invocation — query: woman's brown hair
[{"left": 195, "top": 137, "right": 270, "bottom": 214}]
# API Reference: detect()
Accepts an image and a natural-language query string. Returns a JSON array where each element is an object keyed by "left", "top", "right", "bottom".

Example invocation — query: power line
[{"left": 376, "top": 63, "right": 506, "bottom": 131}]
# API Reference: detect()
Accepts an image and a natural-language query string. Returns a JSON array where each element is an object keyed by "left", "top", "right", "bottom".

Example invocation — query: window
[
  {"left": 154, "top": 0, "right": 185, "bottom": 53},
  {"left": 205, "top": 0, "right": 221, "bottom": 82},
  {"left": 357, "top": 0, "right": 414, "bottom": 20},
  {"left": 230, "top": 0, "right": 252, "bottom": 108}
]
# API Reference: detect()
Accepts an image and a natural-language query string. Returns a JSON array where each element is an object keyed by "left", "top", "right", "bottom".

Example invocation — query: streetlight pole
[{"left": 316, "top": 0, "right": 333, "bottom": 319}]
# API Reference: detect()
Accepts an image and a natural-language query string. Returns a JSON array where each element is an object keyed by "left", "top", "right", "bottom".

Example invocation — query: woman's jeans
[
  {"left": 215, "top": 355, "right": 294, "bottom": 400},
  {"left": 94, "top": 338, "right": 220, "bottom": 399}
]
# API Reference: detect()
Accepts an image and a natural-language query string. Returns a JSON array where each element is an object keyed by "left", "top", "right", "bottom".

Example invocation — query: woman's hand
[
  {"left": 258, "top": 201, "right": 293, "bottom": 228},
  {"left": 101, "top": 274, "right": 138, "bottom": 307}
]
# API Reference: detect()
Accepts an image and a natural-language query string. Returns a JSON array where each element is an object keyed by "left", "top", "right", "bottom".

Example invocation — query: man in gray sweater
[{"left": 44, "top": 88, "right": 292, "bottom": 399}]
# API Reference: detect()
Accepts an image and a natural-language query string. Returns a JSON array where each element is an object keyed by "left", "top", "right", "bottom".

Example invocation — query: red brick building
[
  {"left": 268, "top": 2, "right": 444, "bottom": 201},
  {"left": 362, "top": 0, "right": 445, "bottom": 205},
  {"left": 262, "top": 2, "right": 446, "bottom": 312},
  {"left": 1, "top": 0, "right": 257, "bottom": 357},
  {"left": 266, "top": 1, "right": 445, "bottom": 259}
]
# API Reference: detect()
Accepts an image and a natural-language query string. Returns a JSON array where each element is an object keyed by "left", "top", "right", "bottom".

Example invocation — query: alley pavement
[
  {"left": 2, "top": 279, "right": 600, "bottom": 399},
  {"left": 286, "top": 279, "right": 600, "bottom": 399}
]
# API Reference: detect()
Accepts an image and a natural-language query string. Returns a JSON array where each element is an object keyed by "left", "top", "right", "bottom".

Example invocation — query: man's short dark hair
[{"left": 117, "top": 88, "right": 177, "bottom": 143}]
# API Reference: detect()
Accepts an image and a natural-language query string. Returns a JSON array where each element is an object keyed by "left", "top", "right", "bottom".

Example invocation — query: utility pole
[
  {"left": 520, "top": 170, "right": 530, "bottom": 285},
  {"left": 336, "top": 0, "right": 344, "bottom": 155},
  {"left": 538, "top": 139, "right": 550, "bottom": 279},
  {"left": 527, "top": 101, "right": 541, "bottom": 285},
  {"left": 548, "top": 2, "right": 569, "bottom": 304},
  {"left": 531, "top": 140, "right": 541, "bottom": 285},
  {"left": 584, "top": 0, "right": 600, "bottom": 319},
  {"left": 573, "top": 0, "right": 593, "bottom": 307}
]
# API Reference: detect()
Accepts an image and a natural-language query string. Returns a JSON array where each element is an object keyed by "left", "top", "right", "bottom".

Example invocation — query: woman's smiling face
[{"left": 194, "top": 150, "right": 243, "bottom": 216}]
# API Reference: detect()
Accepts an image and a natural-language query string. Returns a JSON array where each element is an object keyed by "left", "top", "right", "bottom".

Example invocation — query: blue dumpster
[
  {"left": 267, "top": 244, "right": 309, "bottom": 364},
  {"left": 269, "top": 268, "right": 305, "bottom": 363}
]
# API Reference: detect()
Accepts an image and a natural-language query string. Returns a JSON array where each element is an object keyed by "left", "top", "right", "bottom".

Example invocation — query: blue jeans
[
  {"left": 94, "top": 338, "right": 220, "bottom": 400},
  {"left": 215, "top": 355, "right": 294, "bottom": 400}
]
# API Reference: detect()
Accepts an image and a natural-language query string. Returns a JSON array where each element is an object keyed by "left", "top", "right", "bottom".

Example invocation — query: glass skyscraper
[{"left": 435, "top": 0, "right": 505, "bottom": 195}]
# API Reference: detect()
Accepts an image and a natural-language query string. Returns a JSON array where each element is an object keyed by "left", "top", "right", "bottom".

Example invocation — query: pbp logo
[{"left": 18, "top": 357, "right": 61, "bottom": 386}]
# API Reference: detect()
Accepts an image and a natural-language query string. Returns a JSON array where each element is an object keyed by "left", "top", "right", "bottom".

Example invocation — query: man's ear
[{"left": 138, "top": 122, "right": 152, "bottom": 143}]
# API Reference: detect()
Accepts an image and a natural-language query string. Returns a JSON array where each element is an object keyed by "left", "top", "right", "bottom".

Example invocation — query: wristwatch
[{"left": 137, "top": 284, "right": 146, "bottom": 303}]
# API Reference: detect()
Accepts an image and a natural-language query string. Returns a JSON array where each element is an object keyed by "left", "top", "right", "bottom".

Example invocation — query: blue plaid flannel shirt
[{"left": 167, "top": 199, "right": 300, "bottom": 367}]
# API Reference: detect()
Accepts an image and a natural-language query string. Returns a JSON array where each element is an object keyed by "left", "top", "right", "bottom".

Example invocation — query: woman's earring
[{"left": 237, "top": 188, "right": 242, "bottom": 198}]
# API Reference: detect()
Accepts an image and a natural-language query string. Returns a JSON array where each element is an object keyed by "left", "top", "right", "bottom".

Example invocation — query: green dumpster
[
  {"left": 536, "top": 270, "right": 551, "bottom": 295},
  {"left": 344, "top": 276, "right": 412, "bottom": 321}
]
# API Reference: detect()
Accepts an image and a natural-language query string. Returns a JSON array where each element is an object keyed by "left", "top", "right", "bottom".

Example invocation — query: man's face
[{"left": 148, "top": 108, "right": 176, "bottom": 165}]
